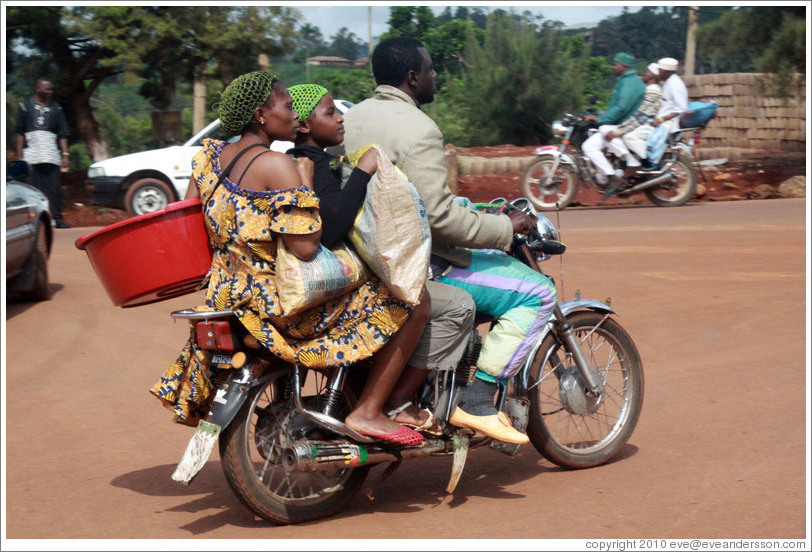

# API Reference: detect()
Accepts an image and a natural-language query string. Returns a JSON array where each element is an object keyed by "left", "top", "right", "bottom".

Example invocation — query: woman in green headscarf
[{"left": 151, "top": 72, "right": 429, "bottom": 447}]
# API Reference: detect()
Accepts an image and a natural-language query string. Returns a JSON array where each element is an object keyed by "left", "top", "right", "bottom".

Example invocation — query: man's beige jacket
[{"left": 342, "top": 85, "right": 513, "bottom": 268}]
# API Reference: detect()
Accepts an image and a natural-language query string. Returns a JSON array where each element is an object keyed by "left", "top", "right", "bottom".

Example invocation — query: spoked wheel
[
  {"left": 644, "top": 153, "right": 697, "bottom": 207},
  {"left": 520, "top": 156, "right": 579, "bottom": 211},
  {"left": 527, "top": 312, "right": 644, "bottom": 468},
  {"left": 219, "top": 367, "right": 370, "bottom": 524}
]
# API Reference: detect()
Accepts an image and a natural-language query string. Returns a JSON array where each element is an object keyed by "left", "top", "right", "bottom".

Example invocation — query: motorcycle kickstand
[{"left": 363, "top": 460, "right": 403, "bottom": 501}]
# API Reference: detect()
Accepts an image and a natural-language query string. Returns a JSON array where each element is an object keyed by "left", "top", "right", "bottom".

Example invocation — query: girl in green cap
[
  {"left": 287, "top": 83, "right": 447, "bottom": 434},
  {"left": 152, "top": 72, "right": 429, "bottom": 447}
]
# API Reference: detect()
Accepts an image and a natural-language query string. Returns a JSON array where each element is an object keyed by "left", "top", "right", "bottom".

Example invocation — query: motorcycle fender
[
  {"left": 558, "top": 298, "right": 615, "bottom": 317},
  {"left": 533, "top": 150, "right": 577, "bottom": 168},
  {"left": 675, "top": 142, "right": 693, "bottom": 158},
  {"left": 206, "top": 368, "right": 272, "bottom": 428},
  {"left": 519, "top": 299, "right": 616, "bottom": 389},
  {"left": 171, "top": 369, "right": 271, "bottom": 486}
]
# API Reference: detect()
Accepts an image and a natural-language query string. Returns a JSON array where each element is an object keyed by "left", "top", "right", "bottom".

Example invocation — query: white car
[{"left": 86, "top": 99, "right": 354, "bottom": 216}]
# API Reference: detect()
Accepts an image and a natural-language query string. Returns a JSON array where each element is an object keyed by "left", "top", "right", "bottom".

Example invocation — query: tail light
[{"left": 196, "top": 320, "right": 238, "bottom": 351}]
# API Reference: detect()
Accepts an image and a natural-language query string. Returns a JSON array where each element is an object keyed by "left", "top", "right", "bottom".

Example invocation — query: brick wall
[{"left": 683, "top": 73, "right": 806, "bottom": 160}]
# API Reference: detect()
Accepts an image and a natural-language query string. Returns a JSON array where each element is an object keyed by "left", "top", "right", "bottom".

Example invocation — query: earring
[{"left": 260, "top": 118, "right": 265, "bottom": 125}]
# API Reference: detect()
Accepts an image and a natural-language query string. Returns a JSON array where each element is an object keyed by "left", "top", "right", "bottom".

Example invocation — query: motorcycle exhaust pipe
[
  {"left": 282, "top": 438, "right": 452, "bottom": 472},
  {"left": 626, "top": 172, "right": 674, "bottom": 193}
]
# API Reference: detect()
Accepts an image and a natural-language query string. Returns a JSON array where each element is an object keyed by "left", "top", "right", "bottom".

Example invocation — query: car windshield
[{"left": 186, "top": 121, "right": 234, "bottom": 147}]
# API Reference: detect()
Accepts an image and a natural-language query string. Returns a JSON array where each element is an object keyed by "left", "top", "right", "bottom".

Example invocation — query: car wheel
[
  {"left": 19, "top": 221, "right": 51, "bottom": 302},
  {"left": 124, "top": 178, "right": 174, "bottom": 216}
]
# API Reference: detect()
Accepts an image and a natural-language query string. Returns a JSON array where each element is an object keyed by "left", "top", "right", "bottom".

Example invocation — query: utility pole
[
  {"left": 368, "top": 6, "right": 373, "bottom": 56},
  {"left": 685, "top": 6, "right": 698, "bottom": 76}
]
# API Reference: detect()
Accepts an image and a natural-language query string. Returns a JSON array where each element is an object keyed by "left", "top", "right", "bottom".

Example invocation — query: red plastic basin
[{"left": 75, "top": 199, "right": 213, "bottom": 308}]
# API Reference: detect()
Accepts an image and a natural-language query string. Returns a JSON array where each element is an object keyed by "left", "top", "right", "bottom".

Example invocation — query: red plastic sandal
[{"left": 357, "top": 425, "right": 423, "bottom": 447}]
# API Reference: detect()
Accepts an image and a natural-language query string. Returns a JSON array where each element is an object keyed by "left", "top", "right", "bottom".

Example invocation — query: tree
[
  {"left": 752, "top": 13, "right": 806, "bottom": 96},
  {"left": 326, "top": 27, "right": 364, "bottom": 60},
  {"left": 381, "top": 6, "right": 436, "bottom": 41},
  {"left": 589, "top": 6, "right": 689, "bottom": 64},
  {"left": 6, "top": 6, "right": 300, "bottom": 160},
  {"left": 696, "top": 6, "right": 806, "bottom": 79},
  {"left": 6, "top": 6, "right": 156, "bottom": 160},
  {"left": 292, "top": 22, "right": 327, "bottom": 63},
  {"left": 421, "top": 19, "right": 484, "bottom": 78},
  {"left": 453, "top": 10, "right": 588, "bottom": 145}
]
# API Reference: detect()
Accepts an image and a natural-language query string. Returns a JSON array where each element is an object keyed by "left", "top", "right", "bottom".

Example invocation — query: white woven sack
[{"left": 347, "top": 145, "right": 431, "bottom": 305}]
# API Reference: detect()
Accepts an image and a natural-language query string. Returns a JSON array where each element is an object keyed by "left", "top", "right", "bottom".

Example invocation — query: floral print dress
[{"left": 150, "top": 139, "right": 411, "bottom": 425}]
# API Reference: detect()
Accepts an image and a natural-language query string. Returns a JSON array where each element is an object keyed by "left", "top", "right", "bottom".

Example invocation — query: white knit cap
[
  {"left": 658, "top": 57, "right": 678, "bottom": 72},
  {"left": 647, "top": 63, "right": 660, "bottom": 75}
]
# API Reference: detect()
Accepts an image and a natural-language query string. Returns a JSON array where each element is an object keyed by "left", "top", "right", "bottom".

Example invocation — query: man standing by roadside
[
  {"left": 582, "top": 52, "right": 646, "bottom": 199},
  {"left": 15, "top": 77, "right": 72, "bottom": 228},
  {"left": 652, "top": 57, "right": 689, "bottom": 132}
]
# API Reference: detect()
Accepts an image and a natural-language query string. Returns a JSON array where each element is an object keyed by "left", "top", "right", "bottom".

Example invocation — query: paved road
[{"left": 4, "top": 199, "right": 808, "bottom": 542}]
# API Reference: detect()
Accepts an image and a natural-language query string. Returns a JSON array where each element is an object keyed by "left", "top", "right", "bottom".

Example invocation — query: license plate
[{"left": 211, "top": 354, "right": 232, "bottom": 365}]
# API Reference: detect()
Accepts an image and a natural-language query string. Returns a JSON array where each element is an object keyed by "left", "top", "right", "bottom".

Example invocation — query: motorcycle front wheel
[
  {"left": 527, "top": 312, "right": 644, "bottom": 469},
  {"left": 644, "top": 153, "right": 697, "bottom": 207},
  {"left": 520, "top": 156, "right": 579, "bottom": 211},
  {"left": 219, "top": 366, "right": 370, "bottom": 524}
]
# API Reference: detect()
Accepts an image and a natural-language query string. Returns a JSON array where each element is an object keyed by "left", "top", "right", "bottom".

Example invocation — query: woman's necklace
[{"left": 252, "top": 132, "right": 270, "bottom": 148}]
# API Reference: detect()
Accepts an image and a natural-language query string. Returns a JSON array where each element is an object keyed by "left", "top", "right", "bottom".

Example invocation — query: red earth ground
[{"left": 59, "top": 149, "right": 806, "bottom": 227}]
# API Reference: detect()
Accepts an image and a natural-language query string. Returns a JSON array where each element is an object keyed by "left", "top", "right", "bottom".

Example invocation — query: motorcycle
[
  {"left": 520, "top": 105, "right": 705, "bottom": 210},
  {"left": 169, "top": 198, "right": 645, "bottom": 524}
]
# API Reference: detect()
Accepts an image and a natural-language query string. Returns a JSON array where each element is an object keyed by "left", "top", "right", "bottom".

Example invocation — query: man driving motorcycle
[
  {"left": 582, "top": 52, "right": 646, "bottom": 199},
  {"left": 343, "top": 36, "right": 558, "bottom": 445}
]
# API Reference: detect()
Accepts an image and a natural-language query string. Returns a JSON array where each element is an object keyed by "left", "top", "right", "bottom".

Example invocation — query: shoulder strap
[
  {"left": 236, "top": 149, "right": 273, "bottom": 186},
  {"left": 202, "top": 143, "right": 266, "bottom": 205}
]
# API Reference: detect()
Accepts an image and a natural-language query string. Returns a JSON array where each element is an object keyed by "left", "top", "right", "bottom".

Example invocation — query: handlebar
[{"left": 514, "top": 233, "right": 567, "bottom": 256}]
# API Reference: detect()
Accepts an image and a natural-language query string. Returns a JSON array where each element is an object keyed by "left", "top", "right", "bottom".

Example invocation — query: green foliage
[
  {"left": 423, "top": 78, "right": 471, "bottom": 146},
  {"left": 452, "top": 10, "right": 588, "bottom": 146},
  {"left": 422, "top": 19, "right": 484, "bottom": 77},
  {"left": 325, "top": 27, "right": 366, "bottom": 60},
  {"left": 589, "top": 6, "right": 689, "bottom": 64},
  {"left": 381, "top": 6, "right": 436, "bottom": 41},
  {"left": 753, "top": 15, "right": 806, "bottom": 98},
  {"left": 270, "top": 62, "right": 374, "bottom": 105},
  {"left": 696, "top": 6, "right": 806, "bottom": 93},
  {"left": 92, "top": 80, "right": 163, "bottom": 154},
  {"left": 5, "top": 5, "right": 806, "bottom": 163}
]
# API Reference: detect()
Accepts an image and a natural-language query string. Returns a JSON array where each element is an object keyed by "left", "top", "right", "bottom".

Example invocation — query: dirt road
[{"left": 3, "top": 198, "right": 808, "bottom": 543}]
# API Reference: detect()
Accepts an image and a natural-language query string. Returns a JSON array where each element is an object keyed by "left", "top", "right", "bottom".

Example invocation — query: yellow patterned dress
[{"left": 150, "top": 139, "right": 411, "bottom": 425}]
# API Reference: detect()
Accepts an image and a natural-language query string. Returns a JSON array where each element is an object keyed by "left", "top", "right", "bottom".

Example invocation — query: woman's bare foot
[
  {"left": 344, "top": 411, "right": 402, "bottom": 436},
  {"left": 344, "top": 411, "right": 424, "bottom": 447}
]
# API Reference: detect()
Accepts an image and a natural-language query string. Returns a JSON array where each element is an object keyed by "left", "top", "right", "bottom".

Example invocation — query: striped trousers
[{"left": 437, "top": 249, "right": 557, "bottom": 381}]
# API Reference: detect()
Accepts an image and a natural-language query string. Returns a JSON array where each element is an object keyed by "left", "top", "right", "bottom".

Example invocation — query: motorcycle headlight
[
  {"left": 535, "top": 214, "right": 558, "bottom": 241},
  {"left": 510, "top": 198, "right": 557, "bottom": 240},
  {"left": 551, "top": 120, "right": 567, "bottom": 137}
]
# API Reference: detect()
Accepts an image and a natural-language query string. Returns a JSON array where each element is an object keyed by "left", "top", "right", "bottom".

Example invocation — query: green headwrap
[
  {"left": 288, "top": 84, "right": 329, "bottom": 121},
  {"left": 218, "top": 71, "right": 278, "bottom": 136}
]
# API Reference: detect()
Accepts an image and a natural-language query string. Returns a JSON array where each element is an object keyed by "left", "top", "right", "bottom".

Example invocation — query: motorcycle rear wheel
[
  {"left": 520, "top": 156, "right": 579, "bottom": 211},
  {"left": 527, "top": 312, "right": 644, "bottom": 469},
  {"left": 644, "top": 153, "right": 697, "bottom": 207},
  {"left": 219, "top": 367, "right": 370, "bottom": 524}
]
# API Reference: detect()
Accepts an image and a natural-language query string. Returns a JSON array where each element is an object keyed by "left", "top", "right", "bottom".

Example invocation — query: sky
[{"left": 292, "top": 2, "right": 643, "bottom": 43}]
